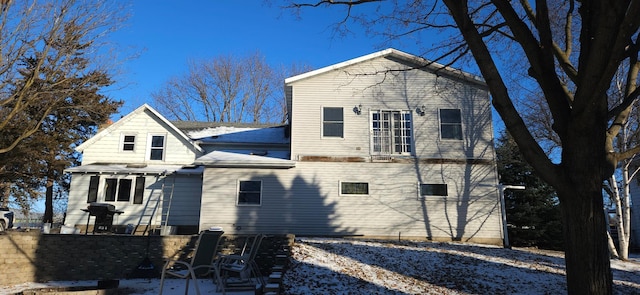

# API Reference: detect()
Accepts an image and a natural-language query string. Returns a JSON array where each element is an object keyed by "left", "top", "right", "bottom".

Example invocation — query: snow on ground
[
  {"left": 2, "top": 238, "right": 639, "bottom": 294},
  {"left": 0, "top": 278, "right": 253, "bottom": 295},
  {"left": 282, "top": 238, "right": 640, "bottom": 295}
]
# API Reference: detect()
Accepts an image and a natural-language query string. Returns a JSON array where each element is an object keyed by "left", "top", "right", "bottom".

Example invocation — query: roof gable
[
  {"left": 284, "top": 48, "right": 486, "bottom": 87},
  {"left": 75, "top": 104, "right": 203, "bottom": 153}
]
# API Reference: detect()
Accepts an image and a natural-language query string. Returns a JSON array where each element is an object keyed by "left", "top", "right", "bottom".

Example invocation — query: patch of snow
[
  {"left": 0, "top": 278, "right": 256, "bottom": 295},
  {"left": 2, "top": 238, "right": 638, "bottom": 294},
  {"left": 282, "top": 238, "right": 640, "bottom": 295},
  {"left": 189, "top": 126, "right": 288, "bottom": 144},
  {"left": 195, "top": 150, "right": 295, "bottom": 167}
]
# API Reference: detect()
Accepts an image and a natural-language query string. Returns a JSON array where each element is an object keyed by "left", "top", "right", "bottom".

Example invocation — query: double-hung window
[
  {"left": 371, "top": 110, "right": 413, "bottom": 155},
  {"left": 440, "top": 109, "right": 463, "bottom": 140},
  {"left": 323, "top": 107, "right": 344, "bottom": 138},
  {"left": 149, "top": 134, "right": 166, "bottom": 160},
  {"left": 238, "top": 180, "right": 262, "bottom": 205}
]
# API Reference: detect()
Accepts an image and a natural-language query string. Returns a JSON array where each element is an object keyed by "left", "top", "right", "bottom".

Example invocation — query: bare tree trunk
[
  {"left": 43, "top": 175, "right": 54, "bottom": 224},
  {"left": 0, "top": 182, "right": 9, "bottom": 208},
  {"left": 618, "top": 165, "right": 631, "bottom": 260},
  {"left": 606, "top": 229, "right": 619, "bottom": 259},
  {"left": 560, "top": 187, "right": 612, "bottom": 294},
  {"left": 607, "top": 170, "right": 632, "bottom": 260}
]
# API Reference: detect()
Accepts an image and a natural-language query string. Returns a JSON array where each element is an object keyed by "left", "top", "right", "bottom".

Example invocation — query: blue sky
[{"left": 105, "top": 1, "right": 435, "bottom": 116}]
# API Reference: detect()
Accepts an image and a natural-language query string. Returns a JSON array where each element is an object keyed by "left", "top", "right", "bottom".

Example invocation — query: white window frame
[
  {"left": 101, "top": 176, "right": 136, "bottom": 203},
  {"left": 339, "top": 181, "right": 370, "bottom": 196},
  {"left": 439, "top": 108, "right": 463, "bottom": 140},
  {"left": 370, "top": 110, "right": 413, "bottom": 155},
  {"left": 120, "top": 133, "right": 137, "bottom": 152},
  {"left": 147, "top": 133, "right": 167, "bottom": 161},
  {"left": 322, "top": 106, "right": 344, "bottom": 139},
  {"left": 237, "top": 180, "right": 262, "bottom": 206}
]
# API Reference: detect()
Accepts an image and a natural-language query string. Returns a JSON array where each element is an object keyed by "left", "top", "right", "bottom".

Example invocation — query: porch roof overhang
[
  {"left": 194, "top": 150, "right": 296, "bottom": 168},
  {"left": 64, "top": 164, "right": 204, "bottom": 175}
]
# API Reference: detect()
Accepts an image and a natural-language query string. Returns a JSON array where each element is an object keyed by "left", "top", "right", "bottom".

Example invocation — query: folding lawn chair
[
  {"left": 216, "top": 234, "right": 266, "bottom": 292},
  {"left": 159, "top": 229, "right": 225, "bottom": 295}
]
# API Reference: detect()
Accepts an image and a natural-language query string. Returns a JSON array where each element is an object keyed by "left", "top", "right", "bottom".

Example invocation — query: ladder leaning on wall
[
  {"left": 134, "top": 171, "right": 176, "bottom": 235},
  {"left": 159, "top": 173, "right": 176, "bottom": 235}
]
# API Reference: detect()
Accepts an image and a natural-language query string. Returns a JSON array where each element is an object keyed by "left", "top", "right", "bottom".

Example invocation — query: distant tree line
[
  {"left": 0, "top": 1, "right": 311, "bottom": 222},
  {"left": 151, "top": 52, "right": 312, "bottom": 124}
]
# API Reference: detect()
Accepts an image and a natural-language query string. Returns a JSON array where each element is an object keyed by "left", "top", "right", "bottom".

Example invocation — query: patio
[{"left": 1, "top": 278, "right": 258, "bottom": 295}]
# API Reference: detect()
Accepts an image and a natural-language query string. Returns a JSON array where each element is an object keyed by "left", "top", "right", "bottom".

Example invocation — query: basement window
[
  {"left": 420, "top": 184, "right": 448, "bottom": 197},
  {"left": 340, "top": 182, "right": 369, "bottom": 196}
]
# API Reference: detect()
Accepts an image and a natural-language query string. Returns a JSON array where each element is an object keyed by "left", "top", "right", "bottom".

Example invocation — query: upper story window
[
  {"left": 237, "top": 180, "right": 262, "bottom": 206},
  {"left": 440, "top": 109, "right": 463, "bottom": 140},
  {"left": 322, "top": 107, "right": 344, "bottom": 138},
  {"left": 121, "top": 134, "right": 136, "bottom": 151},
  {"left": 371, "top": 110, "right": 412, "bottom": 155},
  {"left": 148, "top": 134, "right": 166, "bottom": 160}
]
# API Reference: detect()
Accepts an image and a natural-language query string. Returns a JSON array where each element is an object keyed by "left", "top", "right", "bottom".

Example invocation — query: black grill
[{"left": 82, "top": 203, "right": 124, "bottom": 234}]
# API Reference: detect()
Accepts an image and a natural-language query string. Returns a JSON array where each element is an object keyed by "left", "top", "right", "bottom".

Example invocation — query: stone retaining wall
[{"left": 0, "top": 231, "right": 293, "bottom": 287}]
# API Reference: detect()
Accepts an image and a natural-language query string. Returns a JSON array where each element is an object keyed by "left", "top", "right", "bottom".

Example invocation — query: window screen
[
  {"left": 440, "top": 109, "right": 462, "bottom": 140},
  {"left": 150, "top": 135, "right": 165, "bottom": 160},
  {"left": 238, "top": 180, "right": 262, "bottom": 205},
  {"left": 323, "top": 107, "right": 344, "bottom": 137}
]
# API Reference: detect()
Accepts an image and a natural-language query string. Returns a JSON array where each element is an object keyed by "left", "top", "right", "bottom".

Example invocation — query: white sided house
[{"left": 65, "top": 48, "right": 504, "bottom": 244}]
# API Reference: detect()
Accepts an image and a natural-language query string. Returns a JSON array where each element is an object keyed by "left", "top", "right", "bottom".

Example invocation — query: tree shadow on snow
[{"left": 284, "top": 238, "right": 640, "bottom": 295}]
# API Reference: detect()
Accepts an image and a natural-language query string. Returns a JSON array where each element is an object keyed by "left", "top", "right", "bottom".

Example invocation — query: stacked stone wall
[{"left": 0, "top": 231, "right": 293, "bottom": 286}]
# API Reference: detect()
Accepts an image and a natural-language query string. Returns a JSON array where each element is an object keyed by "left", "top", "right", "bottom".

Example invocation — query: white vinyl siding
[
  {"left": 161, "top": 174, "right": 203, "bottom": 226},
  {"left": 79, "top": 108, "right": 198, "bottom": 165},
  {"left": 199, "top": 161, "right": 501, "bottom": 242},
  {"left": 66, "top": 173, "right": 202, "bottom": 228},
  {"left": 287, "top": 56, "right": 492, "bottom": 160}
]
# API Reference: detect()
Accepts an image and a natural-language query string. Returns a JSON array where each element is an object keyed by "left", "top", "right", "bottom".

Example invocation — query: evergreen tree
[
  {"left": 496, "top": 131, "right": 563, "bottom": 250},
  {"left": 0, "top": 0, "right": 125, "bottom": 216}
]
